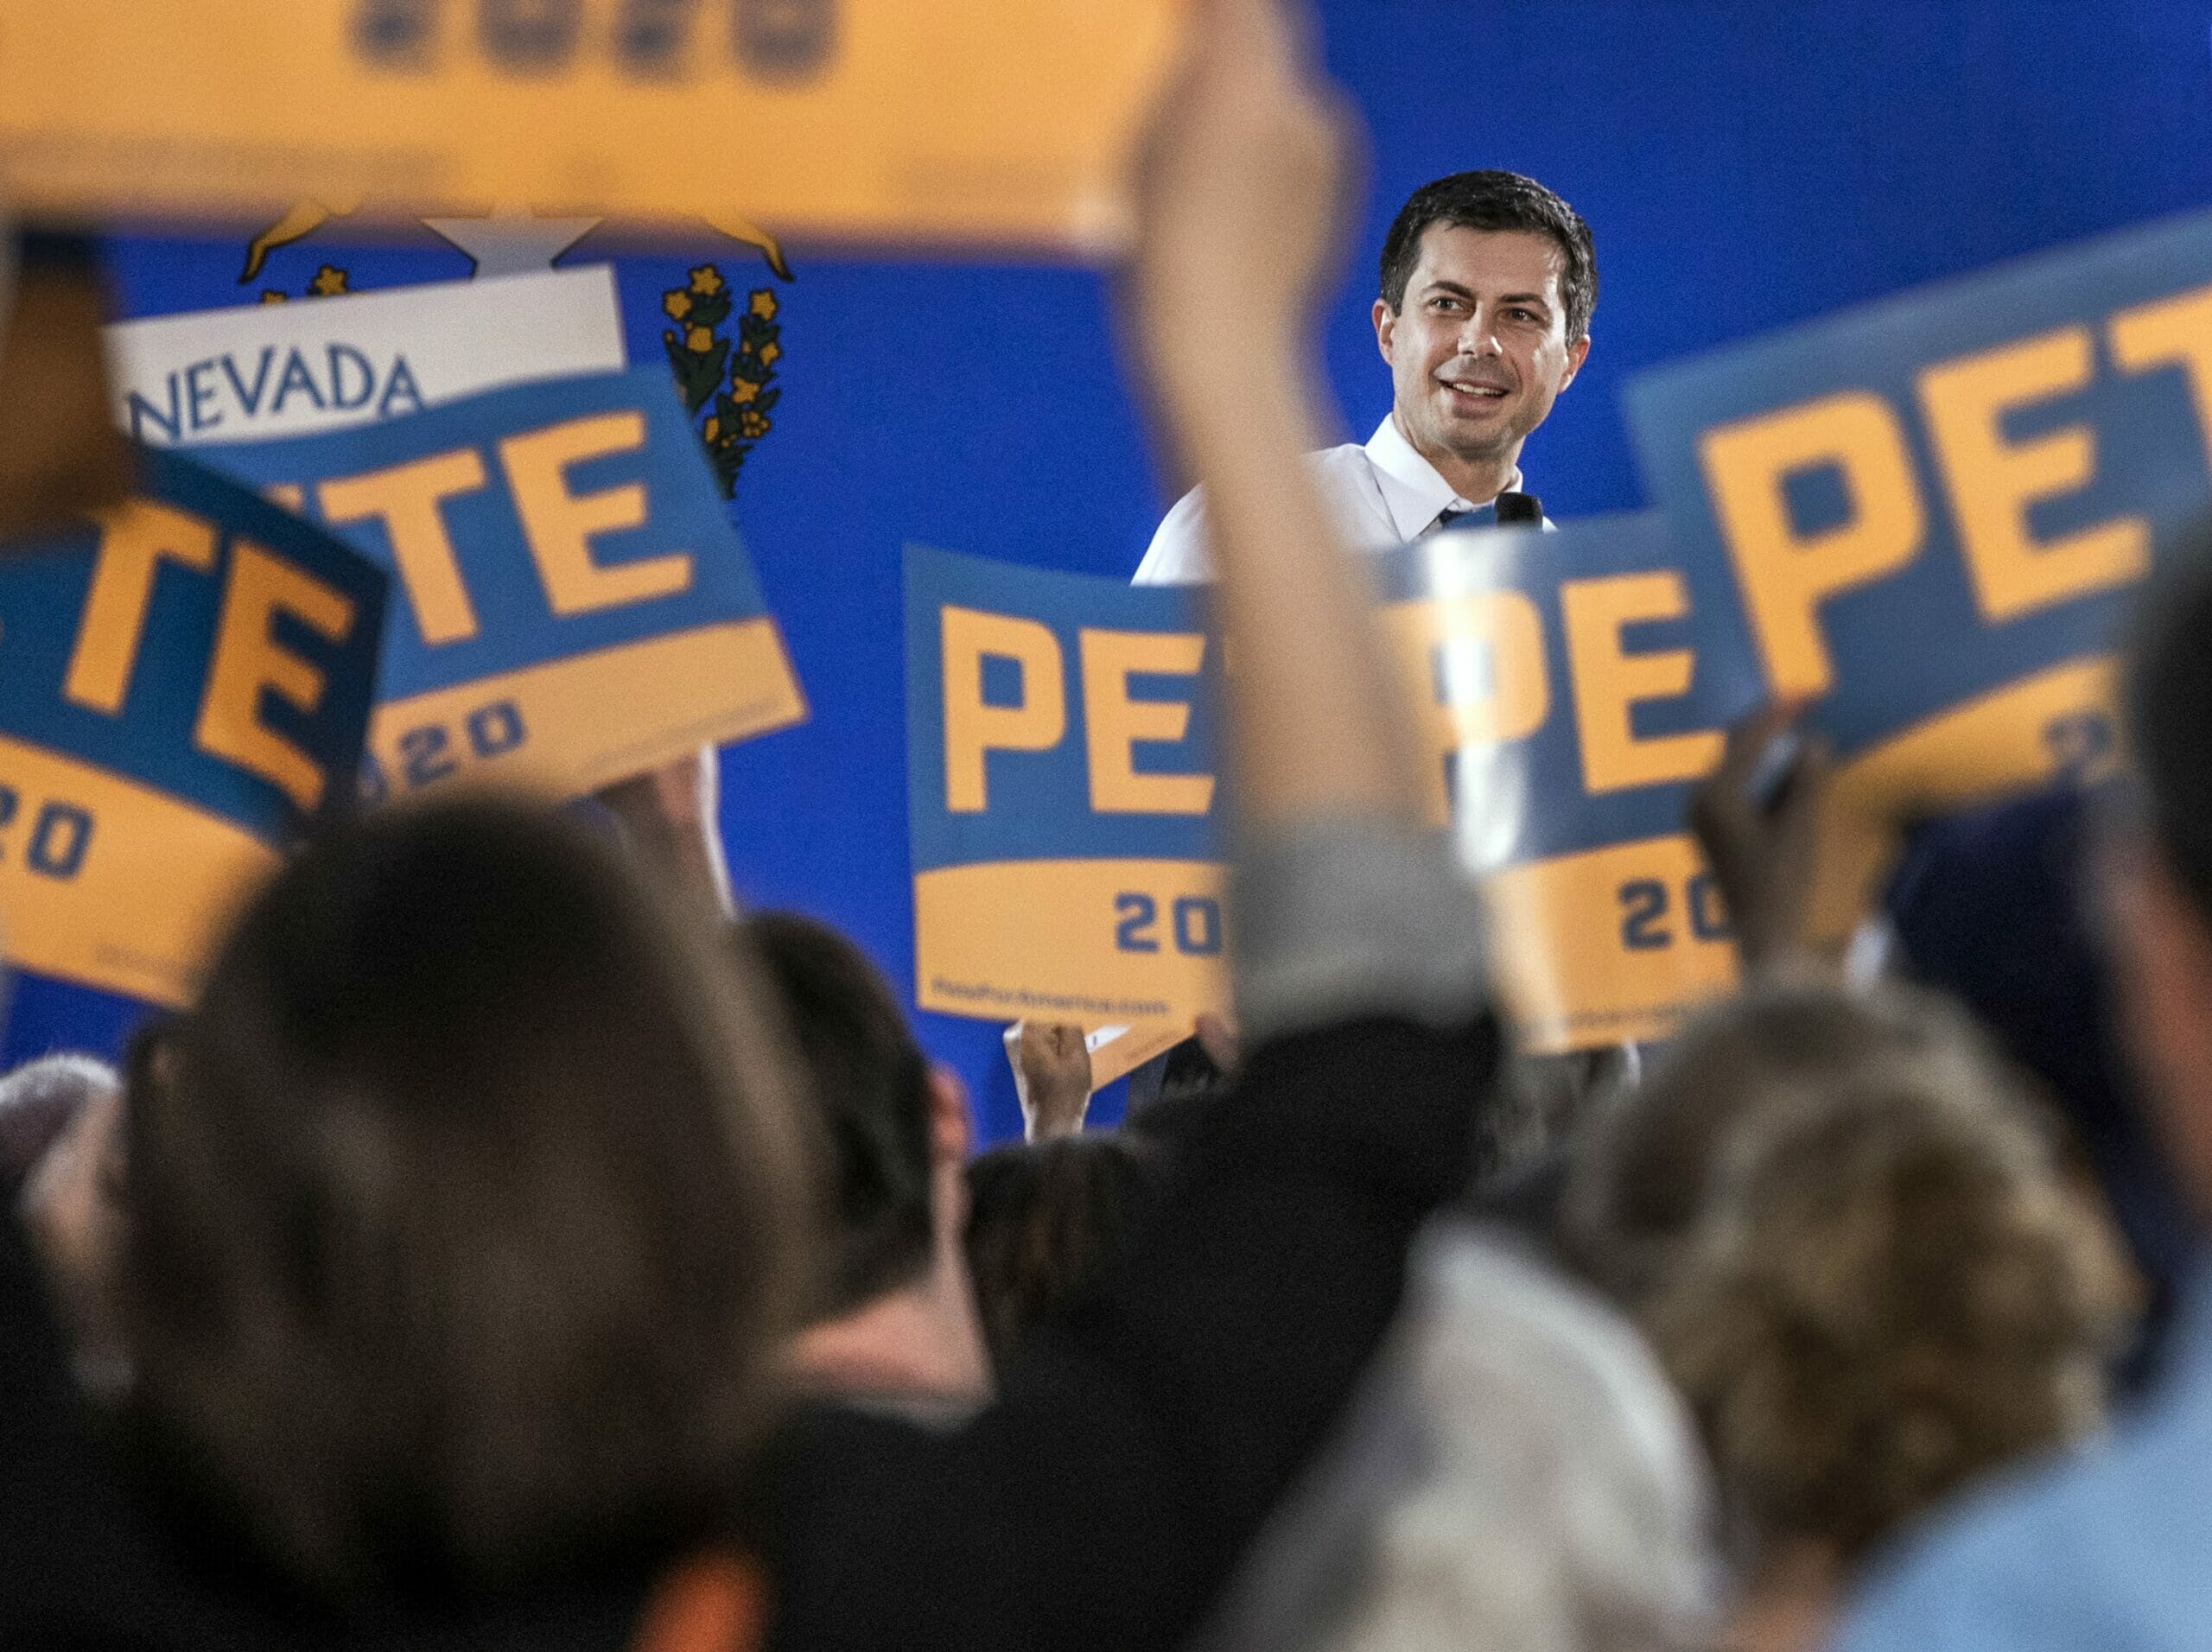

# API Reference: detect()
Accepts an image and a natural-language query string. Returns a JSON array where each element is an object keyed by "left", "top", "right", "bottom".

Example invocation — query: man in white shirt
[{"left": 1135, "top": 169, "right": 1594, "bottom": 585}]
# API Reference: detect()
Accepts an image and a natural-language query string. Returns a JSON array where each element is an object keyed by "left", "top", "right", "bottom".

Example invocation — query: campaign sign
[
  {"left": 907, "top": 518, "right": 1758, "bottom": 1052},
  {"left": 105, "top": 267, "right": 628, "bottom": 447},
  {"left": 0, "top": 449, "right": 387, "bottom": 1004},
  {"left": 906, "top": 543, "right": 1227, "bottom": 1032},
  {"left": 0, "top": 0, "right": 1182, "bottom": 253},
  {"left": 1625, "top": 206, "right": 2212, "bottom": 925},
  {"left": 1376, "top": 514, "right": 1760, "bottom": 1050},
  {"left": 202, "top": 365, "right": 805, "bottom": 803}
]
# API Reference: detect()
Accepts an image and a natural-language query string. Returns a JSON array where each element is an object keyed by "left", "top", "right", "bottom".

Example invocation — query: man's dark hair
[
  {"left": 963, "top": 1134, "right": 1166, "bottom": 1378},
  {"left": 743, "top": 912, "right": 936, "bottom": 1320},
  {"left": 2127, "top": 522, "right": 2212, "bottom": 922},
  {"left": 1377, "top": 169, "right": 1597, "bottom": 341},
  {"left": 123, "top": 797, "right": 814, "bottom": 1598}
]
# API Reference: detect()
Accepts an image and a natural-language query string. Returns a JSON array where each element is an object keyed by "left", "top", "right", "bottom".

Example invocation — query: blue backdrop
[{"left": 16, "top": 0, "right": 2212, "bottom": 1142}]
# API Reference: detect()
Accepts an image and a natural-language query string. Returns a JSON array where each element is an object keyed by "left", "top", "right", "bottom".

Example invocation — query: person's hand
[
  {"left": 595, "top": 745, "right": 734, "bottom": 916},
  {"left": 1017, "top": 1022, "right": 1093, "bottom": 1141},
  {"left": 1193, "top": 1011, "right": 1241, "bottom": 1075},
  {"left": 1688, "top": 701, "right": 1834, "bottom": 975},
  {"left": 1128, "top": 0, "right": 1358, "bottom": 398}
]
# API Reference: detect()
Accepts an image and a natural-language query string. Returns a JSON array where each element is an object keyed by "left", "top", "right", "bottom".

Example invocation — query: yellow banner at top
[{"left": 0, "top": 0, "right": 1185, "bottom": 251}]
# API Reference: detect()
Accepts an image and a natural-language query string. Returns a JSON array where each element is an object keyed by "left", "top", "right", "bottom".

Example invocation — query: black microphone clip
[{"left": 1494, "top": 490, "right": 1545, "bottom": 526}]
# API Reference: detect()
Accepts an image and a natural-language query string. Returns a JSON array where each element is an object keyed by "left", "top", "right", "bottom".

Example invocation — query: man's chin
[{"left": 1431, "top": 410, "right": 1522, "bottom": 456}]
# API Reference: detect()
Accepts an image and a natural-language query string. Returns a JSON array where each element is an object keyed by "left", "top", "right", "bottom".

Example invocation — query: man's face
[{"left": 1373, "top": 225, "right": 1589, "bottom": 473}]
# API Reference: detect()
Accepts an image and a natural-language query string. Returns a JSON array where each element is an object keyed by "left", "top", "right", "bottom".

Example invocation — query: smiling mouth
[{"left": 1440, "top": 380, "right": 1510, "bottom": 402}]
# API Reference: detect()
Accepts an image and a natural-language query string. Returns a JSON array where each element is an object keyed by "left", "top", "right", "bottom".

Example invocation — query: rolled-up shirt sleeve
[
  {"left": 1231, "top": 816, "right": 1490, "bottom": 1043},
  {"left": 1133, "top": 485, "right": 1212, "bottom": 587}
]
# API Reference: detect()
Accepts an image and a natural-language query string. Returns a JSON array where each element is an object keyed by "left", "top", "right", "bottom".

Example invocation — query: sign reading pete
[
  {"left": 0, "top": 0, "right": 1184, "bottom": 251},
  {"left": 0, "top": 451, "right": 387, "bottom": 1005},
  {"left": 1627, "top": 206, "right": 2212, "bottom": 928},
  {"left": 906, "top": 543, "right": 1225, "bottom": 1033},
  {"left": 906, "top": 518, "right": 1757, "bottom": 1053},
  {"left": 201, "top": 365, "right": 805, "bottom": 804}
]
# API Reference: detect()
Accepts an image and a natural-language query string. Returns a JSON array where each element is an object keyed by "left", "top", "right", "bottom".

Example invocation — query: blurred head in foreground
[
  {"left": 1562, "top": 984, "right": 2025, "bottom": 1309},
  {"left": 743, "top": 910, "right": 989, "bottom": 1410},
  {"left": 1198, "top": 1228, "right": 1713, "bottom": 1652},
  {"left": 1632, "top": 987, "right": 2126, "bottom": 1648},
  {"left": 120, "top": 796, "right": 815, "bottom": 1598}
]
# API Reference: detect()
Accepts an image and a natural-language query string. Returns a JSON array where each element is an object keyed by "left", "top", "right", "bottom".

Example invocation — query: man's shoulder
[
  {"left": 1134, "top": 442, "right": 1388, "bottom": 587},
  {"left": 1835, "top": 1399, "right": 2212, "bottom": 1649}
]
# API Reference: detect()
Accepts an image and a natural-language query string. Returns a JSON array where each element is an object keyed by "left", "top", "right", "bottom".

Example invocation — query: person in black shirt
[{"left": 0, "top": 2, "right": 1504, "bottom": 1646}]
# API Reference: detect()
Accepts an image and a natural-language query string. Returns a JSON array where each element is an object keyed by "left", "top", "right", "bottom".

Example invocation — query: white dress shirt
[{"left": 1132, "top": 416, "right": 1535, "bottom": 587}]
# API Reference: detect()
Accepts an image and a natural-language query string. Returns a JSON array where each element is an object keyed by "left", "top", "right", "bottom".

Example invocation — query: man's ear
[
  {"left": 1372, "top": 297, "right": 1397, "bottom": 365},
  {"left": 1559, "top": 332, "right": 1592, "bottom": 392},
  {"left": 926, "top": 1064, "right": 973, "bottom": 1168}
]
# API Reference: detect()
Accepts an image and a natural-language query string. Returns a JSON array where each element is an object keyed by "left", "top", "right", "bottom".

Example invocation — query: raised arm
[
  {"left": 1129, "top": 0, "right": 1486, "bottom": 1039},
  {"left": 761, "top": 6, "right": 1497, "bottom": 1649},
  {"left": 1128, "top": 0, "right": 1421, "bottom": 838}
]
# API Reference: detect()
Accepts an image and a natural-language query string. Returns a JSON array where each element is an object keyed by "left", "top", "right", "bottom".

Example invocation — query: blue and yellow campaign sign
[
  {"left": 1376, "top": 514, "right": 1759, "bottom": 1050},
  {"left": 907, "top": 543, "right": 1227, "bottom": 1032},
  {"left": 906, "top": 519, "right": 1759, "bottom": 1052},
  {"left": 201, "top": 365, "right": 804, "bottom": 804},
  {"left": 0, "top": 0, "right": 1182, "bottom": 254},
  {"left": 0, "top": 449, "right": 387, "bottom": 1005},
  {"left": 1626, "top": 206, "right": 2212, "bottom": 930}
]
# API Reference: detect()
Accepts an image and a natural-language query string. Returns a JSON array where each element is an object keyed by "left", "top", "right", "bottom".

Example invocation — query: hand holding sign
[
  {"left": 1627, "top": 206, "right": 2212, "bottom": 933},
  {"left": 0, "top": 238, "right": 133, "bottom": 545},
  {"left": 1686, "top": 702, "right": 1833, "bottom": 975},
  {"left": 906, "top": 511, "right": 1759, "bottom": 1053}
]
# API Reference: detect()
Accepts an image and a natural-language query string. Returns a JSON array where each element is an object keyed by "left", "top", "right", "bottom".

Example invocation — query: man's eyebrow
[{"left": 1419, "top": 280, "right": 1554, "bottom": 310}]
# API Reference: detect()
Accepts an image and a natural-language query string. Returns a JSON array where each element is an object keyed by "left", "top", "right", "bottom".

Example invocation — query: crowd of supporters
[{"left": 2, "top": 2, "right": 2207, "bottom": 1648}]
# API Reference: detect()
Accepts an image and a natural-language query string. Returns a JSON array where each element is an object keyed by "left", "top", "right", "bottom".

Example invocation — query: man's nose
[{"left": 1458, "top": 308, "right": 1503, "bottom": 356}]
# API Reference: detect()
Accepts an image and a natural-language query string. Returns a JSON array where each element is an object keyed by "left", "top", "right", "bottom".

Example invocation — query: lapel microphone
[{"left": 1494, "top": 490, "right": 1545, "bottom": 525}]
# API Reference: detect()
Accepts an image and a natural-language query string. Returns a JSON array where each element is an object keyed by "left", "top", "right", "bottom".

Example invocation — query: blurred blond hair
[{"left": 1643, "top": 987, "right": 2130, "bottom": 1567}]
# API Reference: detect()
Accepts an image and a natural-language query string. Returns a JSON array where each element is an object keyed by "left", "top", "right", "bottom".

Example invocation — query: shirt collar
[{"left": 1363, "top": 416, "right": 1525, "bottom": 542}]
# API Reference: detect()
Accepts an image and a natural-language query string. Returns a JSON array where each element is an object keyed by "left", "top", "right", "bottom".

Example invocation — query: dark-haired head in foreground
[
  {"left": 742, "top": 911, "right": 990, "bottom": 1413},
  {"left": 122, "top": 795, "right": 815, "bottom": 1598},
  {"left": 963, "top": 1134, "right": 1167, "bottom": 1379}
]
